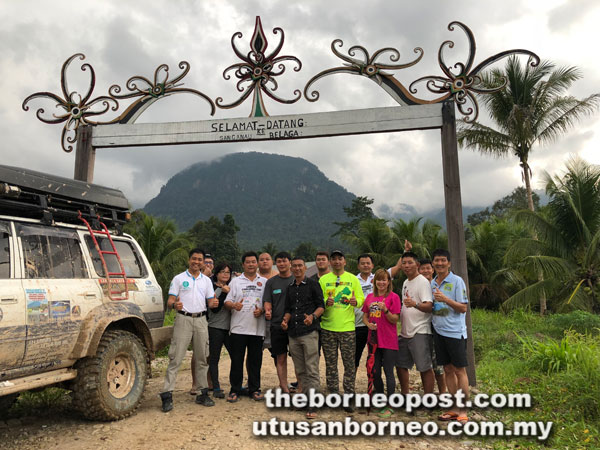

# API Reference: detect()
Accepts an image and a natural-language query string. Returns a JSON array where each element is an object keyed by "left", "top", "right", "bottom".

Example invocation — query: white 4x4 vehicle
[{"left": 0, "top": 165, "right": 172, "bottom": 420}]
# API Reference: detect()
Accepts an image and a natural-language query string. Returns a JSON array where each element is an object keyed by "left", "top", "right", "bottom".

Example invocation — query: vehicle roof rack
[{"left": 0, "top": 164, "right": 130, "bottom": 230}]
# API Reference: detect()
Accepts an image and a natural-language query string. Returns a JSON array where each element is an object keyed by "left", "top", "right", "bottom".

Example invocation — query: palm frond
[
  {"left": 583, "top": 228, "right": 600, "bottom": 269},
  {"left": 535, "top": 93, "right": 600, "bottom": 145},
  {"left": 501, "top": 278, "right": 557, "bottom": 312},
  {"left": 555, "top": 283, "right": 594, "bottom": 313},
  {"left": 512, "top": 210, "right": 569, "bottom": 256},
  {"left": 457, "top": 122, "right": 512, "bottom": 156},
  {"left": 522, "top": 255, "right": 576, "bottom": 280}
]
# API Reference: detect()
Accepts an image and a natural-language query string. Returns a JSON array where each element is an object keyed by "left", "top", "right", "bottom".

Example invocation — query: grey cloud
[
  {"left": 2, "top": 0, "right": 599, "bottom": 218},
  {"left": 548, "top": 0, "right": 600, "bottom": 32}
]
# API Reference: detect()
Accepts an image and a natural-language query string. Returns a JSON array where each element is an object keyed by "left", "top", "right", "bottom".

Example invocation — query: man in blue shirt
[{"left": 430, "top": 249, "right": 469, "bottom": 424}]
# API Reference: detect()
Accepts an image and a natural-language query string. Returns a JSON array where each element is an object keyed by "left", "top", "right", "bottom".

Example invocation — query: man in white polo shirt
[
  {"left": 160, "top": 248, "right": 217, "bottom": 412},
  {"left": 225, "top": 251, "right": 267, "bottom": 402}
]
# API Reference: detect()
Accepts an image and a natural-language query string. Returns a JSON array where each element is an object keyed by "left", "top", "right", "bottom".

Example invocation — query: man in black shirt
[{"left": 282, "top": 256, "right": 324, "bottom": 419}]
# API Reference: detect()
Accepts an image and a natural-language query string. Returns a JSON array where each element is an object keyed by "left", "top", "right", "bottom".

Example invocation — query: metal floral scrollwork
[
  {"left": 216, "top": 16, "right": 302, "bottom": 117},
  {"left": 23, "top": 18, "right": 543, "bottom": 154},
  {"left": 108, "top": 61, "right": 215, "bottom": 123},
  {"left": 408, "top": 21, "right": 539, "bottom": 121},
  {"left": 304, "top": 41, "right": 424, "bottom": 102},
  {"left": 22, "top": 54, "right": 118, "bottom": 152},
  {"left": 304, "top": 21, "right": 540, "bottom": 122},
  {"left": 23, "top": 54, "right": 214, "bottom": 152}
]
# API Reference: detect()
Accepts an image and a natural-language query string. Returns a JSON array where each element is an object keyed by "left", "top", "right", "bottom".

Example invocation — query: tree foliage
[
  {"left": 468, "top": 187, "right": 540, "bottom": 226},
  {"left": 124, "top": 210, "right": 191, "bottom": 305},
  {"left": 188, "top": 214, "right": 241, "bottom": 270},
  {"left": 502, "top": 157, "right": 600, "bottom": 313},
  {"left": 292, "top": 241, "right": 319, "bottom": 261},
  {"left": 332, "top": 196, "right": 375, "bottom": 237},
  {"left": 458, "top": 56, "right": 600, "bottom": 212}
]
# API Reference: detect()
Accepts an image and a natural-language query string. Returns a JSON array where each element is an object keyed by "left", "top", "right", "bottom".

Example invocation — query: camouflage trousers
[{"left": 321, "top": 329, "right": 356, "bottom": 394}]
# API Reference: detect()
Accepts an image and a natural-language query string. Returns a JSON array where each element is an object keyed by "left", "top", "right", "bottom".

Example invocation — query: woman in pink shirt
[{"left": 362, "top": 269, "right": 401, "bottom": 417}]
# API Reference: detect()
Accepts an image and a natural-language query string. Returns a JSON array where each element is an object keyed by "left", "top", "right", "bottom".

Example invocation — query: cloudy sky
[{"left": 2, "top": 0, "right": 599, "bottom": 216}]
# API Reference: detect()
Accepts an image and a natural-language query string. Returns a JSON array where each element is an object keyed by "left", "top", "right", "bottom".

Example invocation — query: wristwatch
[{"left": 312, "top": 313, "right": 318, "bottom": 321}]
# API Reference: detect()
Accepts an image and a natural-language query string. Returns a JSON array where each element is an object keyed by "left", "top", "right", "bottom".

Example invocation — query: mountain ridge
[{"left": 144, "top": 152, "right": 356, "bottom": 250}]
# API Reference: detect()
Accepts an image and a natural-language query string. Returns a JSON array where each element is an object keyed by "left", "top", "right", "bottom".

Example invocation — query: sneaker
[
  {"left": 213, "top": 388, "right": 225, "bottom": 399},
  {"left": 196, "top": 393, "right": 215, "bottom": 407},
  {"left": 343, "top": 405, "right": 355, "bottom": 414},
  {"left": 160, "top": 392, "right": 173, "bottom": 413}
]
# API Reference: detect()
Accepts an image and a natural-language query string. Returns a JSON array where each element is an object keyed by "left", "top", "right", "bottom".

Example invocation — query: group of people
[{"left": 159, "top": 245, "right": 470, "bottom": 424}]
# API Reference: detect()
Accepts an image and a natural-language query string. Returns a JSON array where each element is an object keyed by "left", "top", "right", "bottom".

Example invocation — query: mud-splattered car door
[
  {"left": 0, "top": 220, "right": 26, "bottom": 372},
  {"left": 16, "top": 223, "right": 101, "bottom": 371}
]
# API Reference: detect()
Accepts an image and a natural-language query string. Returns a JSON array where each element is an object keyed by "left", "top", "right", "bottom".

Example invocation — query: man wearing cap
[
  {"left": 319, "top": 250, "right": 364, "bottom": 413},
  {"left": 160, "top": 248, "right": 216, "bottom": 412}
]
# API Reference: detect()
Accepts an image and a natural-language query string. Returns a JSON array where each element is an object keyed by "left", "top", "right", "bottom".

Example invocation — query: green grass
[
  {"left": 473, "top": 309, "right": 600, "bottom": 449},
  {"left": 155, "top": 309, "right": 177, "bottom": 357},
  {"left": 2, "top": 388, "right": 72, "bottom": 418}
]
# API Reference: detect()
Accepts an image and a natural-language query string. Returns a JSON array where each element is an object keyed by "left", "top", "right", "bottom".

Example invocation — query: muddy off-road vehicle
[{"left": 0, "top": 165, "right": 172, "bottom": 420}]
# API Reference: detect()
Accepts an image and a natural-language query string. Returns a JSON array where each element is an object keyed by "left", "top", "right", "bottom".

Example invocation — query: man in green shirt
[{"left": 319, "top": 250, "right": 364, "bottom": 413}]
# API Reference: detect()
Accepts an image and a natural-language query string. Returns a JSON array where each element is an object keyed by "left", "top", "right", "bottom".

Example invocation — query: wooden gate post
[
  {"left": 441, "top": 101, "right": 476, "bottom": 386},
  {"left": 74, "top": 125, "right": 95, "bottom": 183}
]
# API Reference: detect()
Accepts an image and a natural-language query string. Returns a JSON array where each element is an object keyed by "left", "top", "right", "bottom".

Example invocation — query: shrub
[
  {"left": 547, "top": 310, "right": 600, "bottom": 336},
  {"left": 517, "top": 330, "right": 600, "bottom": 420}
]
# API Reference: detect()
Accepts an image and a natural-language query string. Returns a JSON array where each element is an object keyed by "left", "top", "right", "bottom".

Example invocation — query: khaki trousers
[
  {"left": 288, "top": 330, "right": 320, "bottom": 395},
  {"left": 161, "top": 313, "right": 209, "bottom": 393}
]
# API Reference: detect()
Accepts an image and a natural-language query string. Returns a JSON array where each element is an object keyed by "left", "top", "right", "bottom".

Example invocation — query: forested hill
[{"left": 143, "top": 152, "right": 356, "bottom": 250}]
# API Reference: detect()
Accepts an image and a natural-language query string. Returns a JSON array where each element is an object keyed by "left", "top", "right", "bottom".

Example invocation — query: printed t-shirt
[
  {"left": 225, "top": 273, "right": 267, "bottom": 336},
  {"left": 355, "top": 268, "right": 393, "bottom": 327},
  {"left": 319, "top": 271, "right": 364, "bottom": 332},
  {"left": 400, "top": 274, "right": 433, "bottom": 338},
  {"left": 431, "top": 272, "right": 469, "bottom": 339},
  {"left": 362, "top": 292, "right": 401, "bottom": 349},
  {"left": 168, "top": 270, "right": 214, "bottom": 313}
]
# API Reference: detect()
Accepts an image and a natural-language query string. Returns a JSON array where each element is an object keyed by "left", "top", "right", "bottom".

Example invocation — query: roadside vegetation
[{"left": 473, "top": 309, "right": 600, "bottom": 449}]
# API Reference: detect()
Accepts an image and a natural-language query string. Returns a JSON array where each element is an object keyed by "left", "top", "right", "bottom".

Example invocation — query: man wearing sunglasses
[{"left": 319, "top": 250, "right": 364, "bottom": 413}]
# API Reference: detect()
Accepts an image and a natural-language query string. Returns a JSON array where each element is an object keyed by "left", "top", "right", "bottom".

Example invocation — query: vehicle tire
[{"left": 71, "top": 330, "right": 149, "bottom": 421}]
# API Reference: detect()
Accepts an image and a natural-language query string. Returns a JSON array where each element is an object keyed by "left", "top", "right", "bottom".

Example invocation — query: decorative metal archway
[{"left": 22, "top": 17, "right": 540, "bottom": 386}]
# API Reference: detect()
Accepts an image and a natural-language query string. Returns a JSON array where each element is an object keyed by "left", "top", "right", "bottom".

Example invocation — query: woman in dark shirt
[{"left": 207, "top": 263, "right": 233, "bottom": 399}]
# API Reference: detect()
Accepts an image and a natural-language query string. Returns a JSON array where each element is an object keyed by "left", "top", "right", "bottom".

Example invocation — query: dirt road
[{"left": 0, "top": 351, "right": 488, "bottom": 449}]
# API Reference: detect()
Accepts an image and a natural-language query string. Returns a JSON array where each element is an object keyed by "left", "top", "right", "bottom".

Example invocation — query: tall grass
[
  {"left": 518, "top": 330, "right": 599, "bottom": 377},
  {"left": 475, "top": 309, "right": 600, "bottom": 449}
]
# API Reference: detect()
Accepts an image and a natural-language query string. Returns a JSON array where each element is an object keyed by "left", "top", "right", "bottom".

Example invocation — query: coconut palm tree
[
  {"left": 502, "top": 157, "right": 600, "bottom": 313},
  {"left": 465, "top": 218, "right": 528, "bottom": 309},
  {"left": 341, "top": 218, "right": 392, "bottom": 269},
  {"left": 389, "top": 217, "right": 447, "bottom": 259},
  {"left": 458, "top": 56, "right": 600, "bottom": 211},
  {"left": 124, "top": 211, "right": 191, "bottom": 305},
  {"left": 260, "top": 242, "right": 279, "bottom": 257}
]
